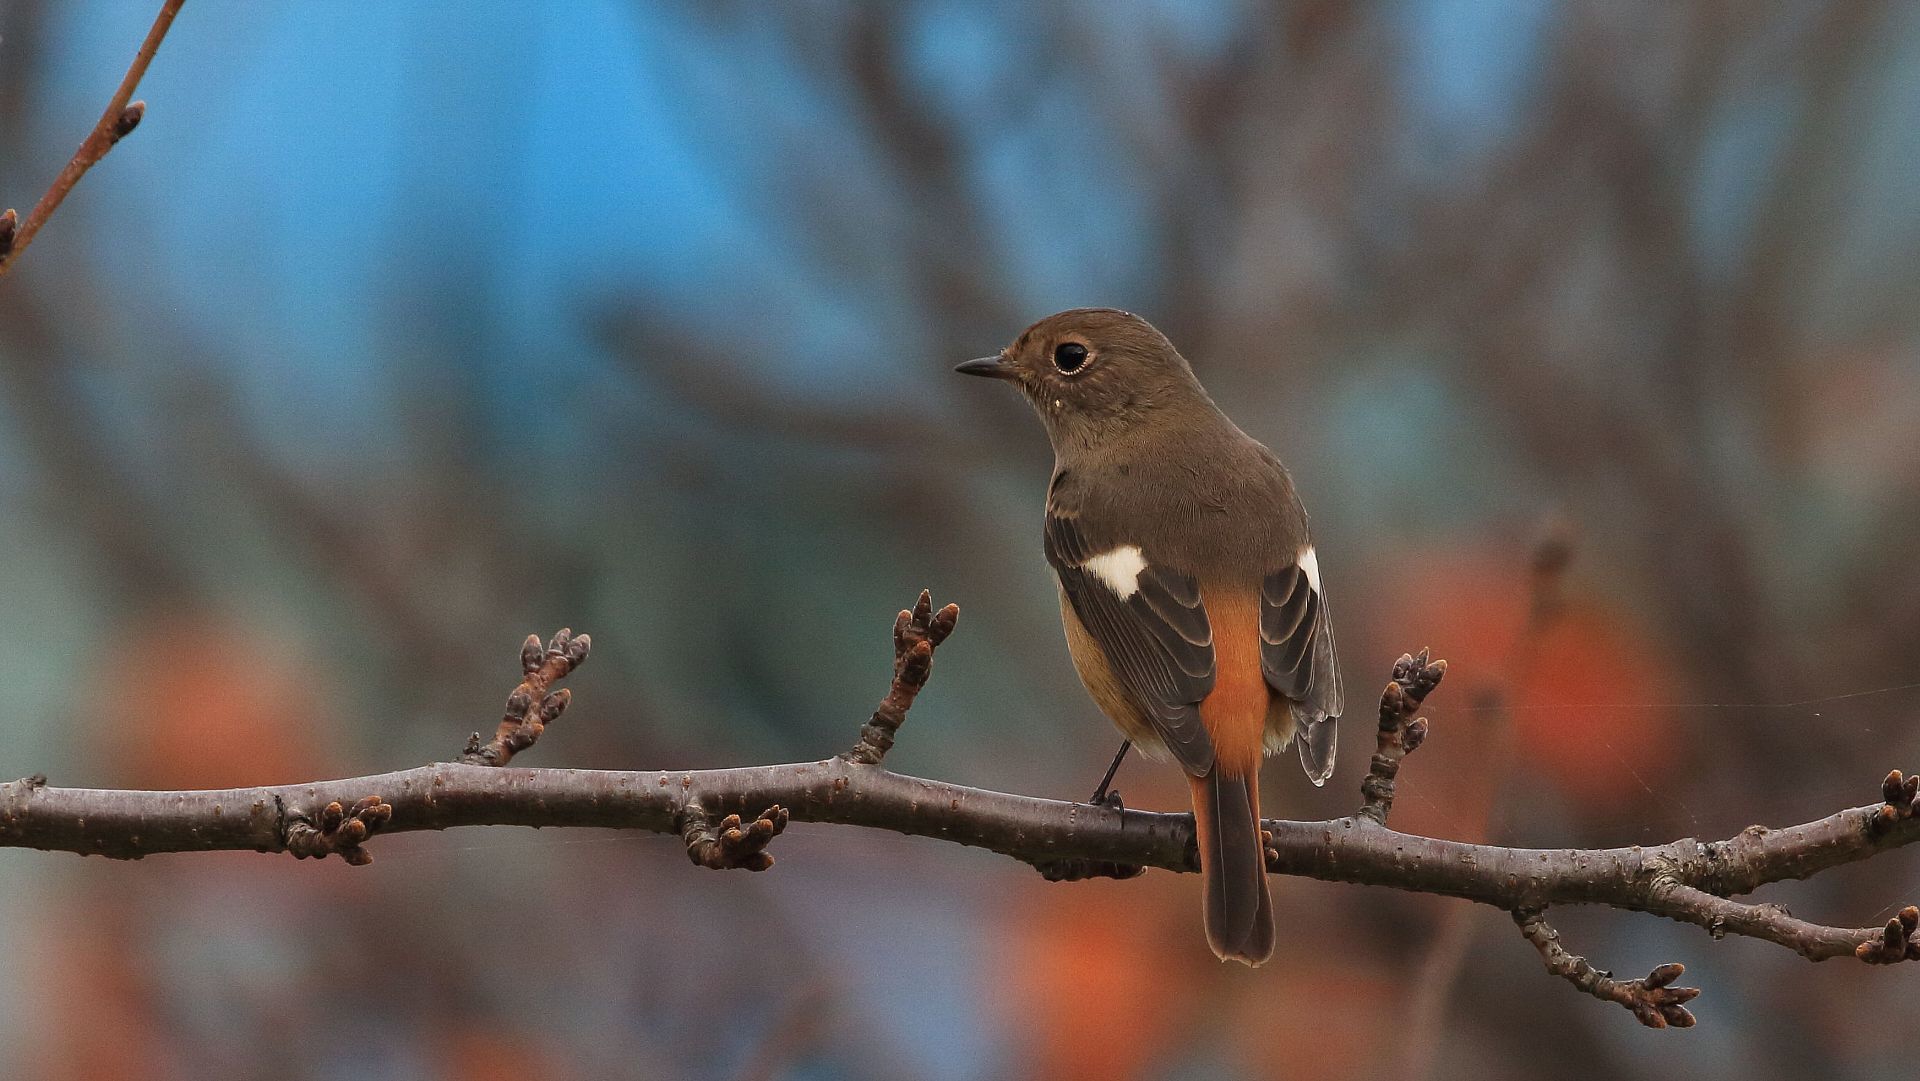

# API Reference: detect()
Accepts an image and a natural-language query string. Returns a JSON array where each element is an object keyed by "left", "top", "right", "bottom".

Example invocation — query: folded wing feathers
[
  {"left": 1261, "top": 557, "right": 1336, "bottom": 709},
  {"left": 1045, "top": 515, "right": 1217, "bottom": 776}
]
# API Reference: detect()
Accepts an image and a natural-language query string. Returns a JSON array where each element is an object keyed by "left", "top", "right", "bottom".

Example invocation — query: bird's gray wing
[
  {"left": 1045, "top": 512, "right": 1216, "bottom": 777},
  {"left": 1260, "top": 558, "right": 1343, "bottom": 785}
]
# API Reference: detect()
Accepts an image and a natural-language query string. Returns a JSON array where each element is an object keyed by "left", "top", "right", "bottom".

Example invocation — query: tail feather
[{"left": 1190, "top": 768, "right": 1275, "bottom": 965}]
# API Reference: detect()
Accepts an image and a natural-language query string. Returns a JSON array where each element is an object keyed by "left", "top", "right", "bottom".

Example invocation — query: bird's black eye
[{"left": 1053, "top": 342, "right": 1089, "bottom": 374}]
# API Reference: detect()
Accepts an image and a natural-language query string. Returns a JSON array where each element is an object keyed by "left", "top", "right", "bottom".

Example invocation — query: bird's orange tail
[{"left": 1189, "top": 766, "right": 1275, "bottom": 965}]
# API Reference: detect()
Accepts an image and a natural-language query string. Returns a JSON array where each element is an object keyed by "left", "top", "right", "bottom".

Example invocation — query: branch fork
[{"left": 1515, "top": 908, "right": 1700, "bottom": 1028}]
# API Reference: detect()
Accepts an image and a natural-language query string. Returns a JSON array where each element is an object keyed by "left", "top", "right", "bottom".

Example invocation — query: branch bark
[{"left": 0, "top": 592, "right": 1916, "bottom": 1027}]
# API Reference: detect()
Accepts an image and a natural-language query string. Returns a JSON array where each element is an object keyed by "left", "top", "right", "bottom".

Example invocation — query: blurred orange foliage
[
  {"left": 1369, "top": 546, "right": 1681, "bottom": 837},
  {"left": 86, "top": 611, "right": 334, "bottom": 790}
]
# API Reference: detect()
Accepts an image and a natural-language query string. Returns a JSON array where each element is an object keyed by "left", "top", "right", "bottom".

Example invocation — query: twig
[
  {"left": 1358, "top": 649, "right": 1446, "bottom": 824},
  {"left": 1514, "top": 908, "right": 1700, "bottom": 1028},
  {"left": 843, "top": 590, "right": 957, "bottom": 765},
  {"left": 0, "top": 593, "right": 1915, "bottom": 1028},
  {"left": 0, "top": 0, "right": 185, "bottom": 278},
  {"left": 1647, "top": 878, "right": 1916, "bottom": 963},
  {"left": 461, "top": 628, "right": 590, "bottom": 766}
]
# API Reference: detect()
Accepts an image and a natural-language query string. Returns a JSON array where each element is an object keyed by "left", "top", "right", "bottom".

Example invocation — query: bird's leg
[{"left": 1088, "top": 740, "right": 1131, "bottom": 809}]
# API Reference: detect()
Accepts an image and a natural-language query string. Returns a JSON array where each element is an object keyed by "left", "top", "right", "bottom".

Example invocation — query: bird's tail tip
[{"left": 1192, "top": 768, "right": 1276, "bottom": 966}]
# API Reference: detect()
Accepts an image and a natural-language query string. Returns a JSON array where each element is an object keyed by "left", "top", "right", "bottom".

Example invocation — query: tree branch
[
  {"left": 0, "top": 0, "right": 184, "bottom": 278},
  {"left": 0, "top": 592, "right": 1915, "bottom": 1027},
  {"left": 1514, "top": 908, "right": 1700, "bottom": 1028}
]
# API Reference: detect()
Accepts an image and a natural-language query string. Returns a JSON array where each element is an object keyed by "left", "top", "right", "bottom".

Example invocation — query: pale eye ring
[{"left": 1053, "top": 342, "right": 1089, "bottom": 374}]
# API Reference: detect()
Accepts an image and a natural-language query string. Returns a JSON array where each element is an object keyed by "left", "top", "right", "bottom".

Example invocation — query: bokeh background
[{"left": 1, "top": 2, "right": 1917, "bottom": 1078}]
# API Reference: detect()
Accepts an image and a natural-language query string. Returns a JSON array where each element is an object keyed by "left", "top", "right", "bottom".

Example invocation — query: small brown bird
[{"left": 957, "top": 308, "right": 1342, "bottom": 965}]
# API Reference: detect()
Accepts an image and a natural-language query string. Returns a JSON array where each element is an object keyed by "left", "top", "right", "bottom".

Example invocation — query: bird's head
[{"left": 955, "top": 308, "right": 1209, "bottom": 453}]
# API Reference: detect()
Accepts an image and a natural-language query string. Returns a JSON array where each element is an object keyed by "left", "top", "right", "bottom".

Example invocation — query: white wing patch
[
  {"left": 1083, "top": 545, "right": 1148, "bottom": 598},
  {"left": 1298, "top": 546, "right": 1322, "bottom": 592}
]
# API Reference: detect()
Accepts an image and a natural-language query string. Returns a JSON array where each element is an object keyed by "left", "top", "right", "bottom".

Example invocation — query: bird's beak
[{"left": 954, "top": 355, "right": 1014, "bottom": 380}]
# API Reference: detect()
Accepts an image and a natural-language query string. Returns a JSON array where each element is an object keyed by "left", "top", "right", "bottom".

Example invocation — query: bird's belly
[{"left": 1058, "top": 592, "right": 1173, "bottom": 760}]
